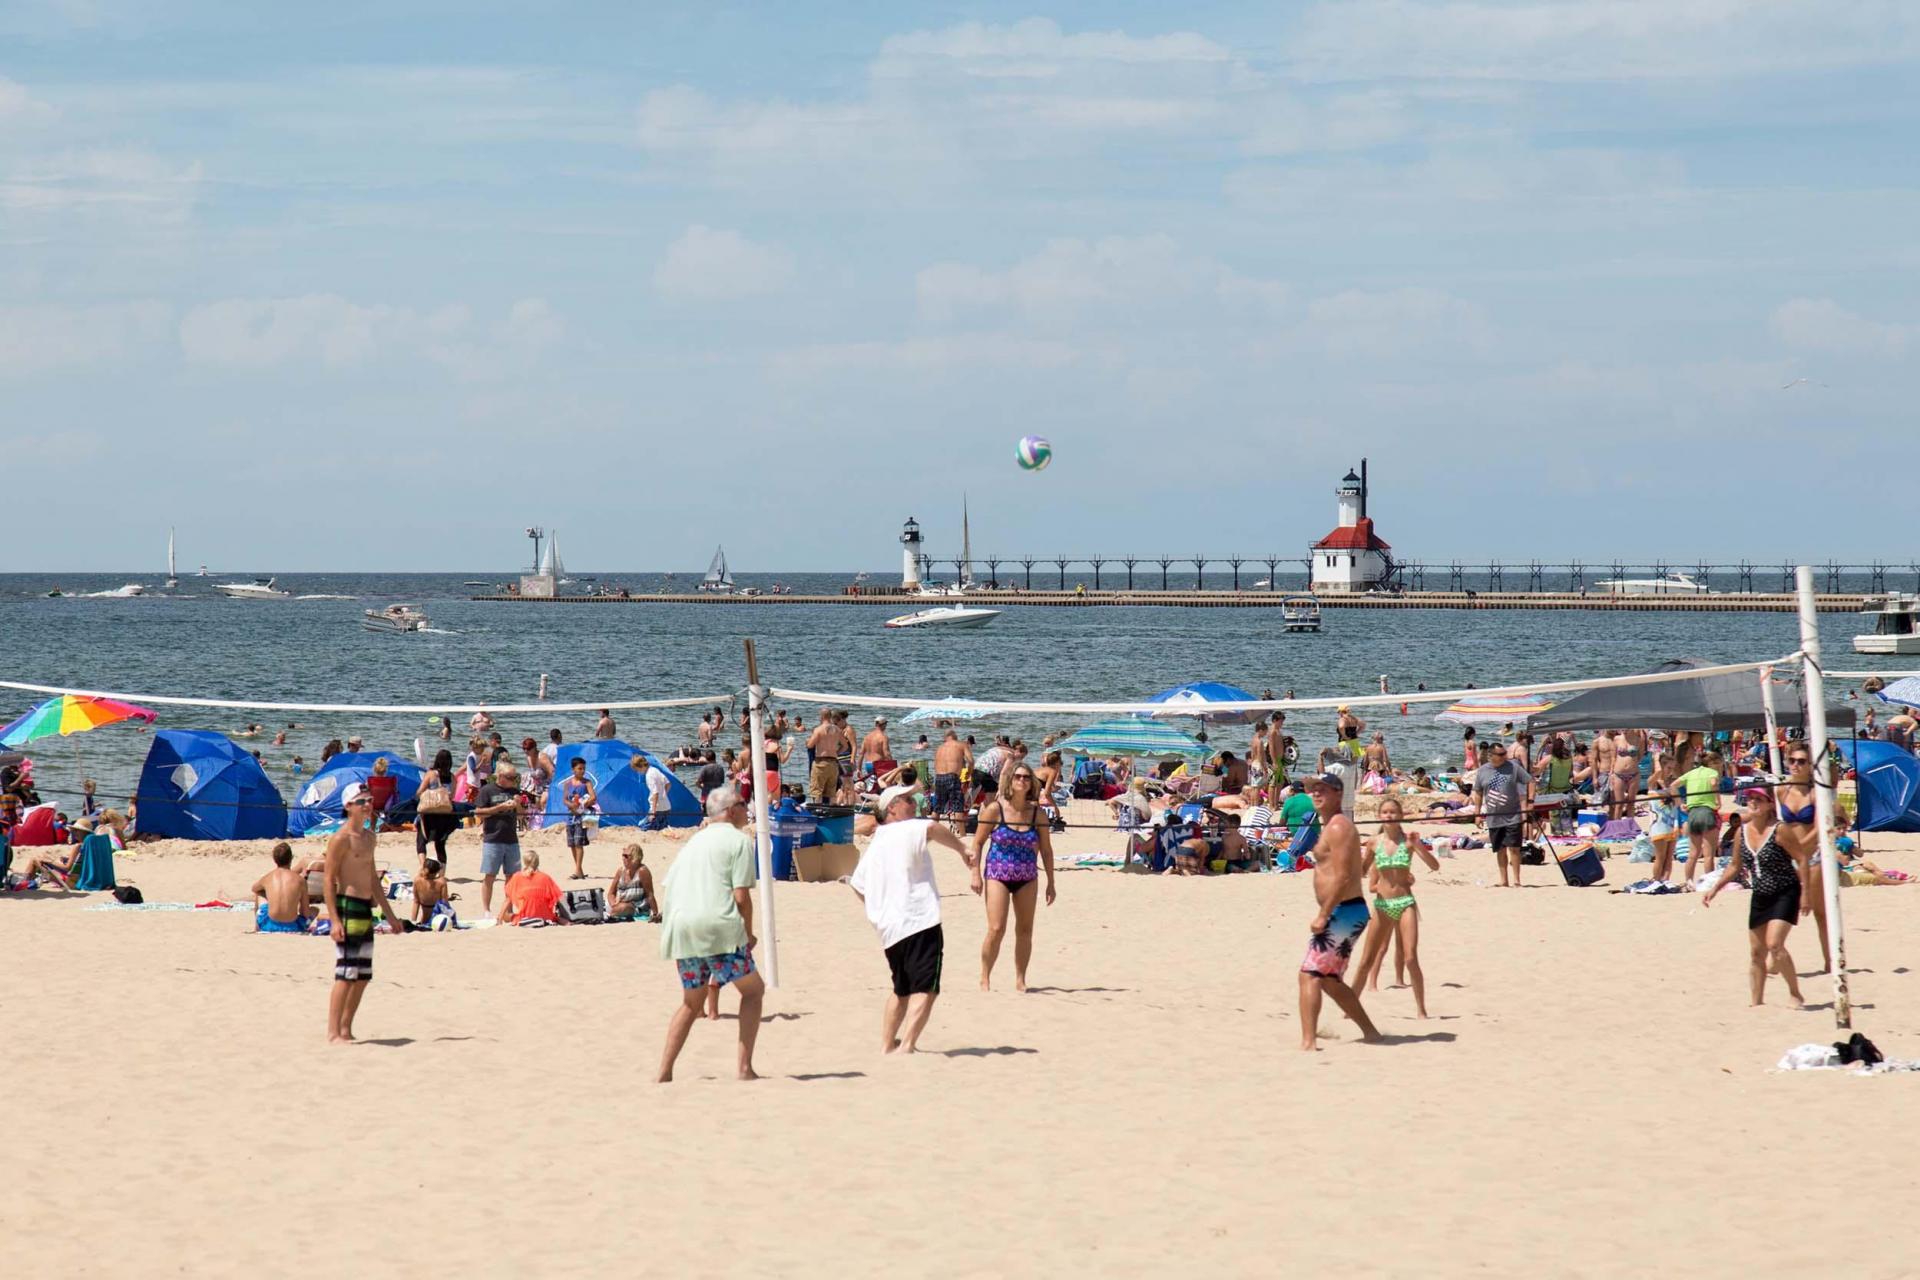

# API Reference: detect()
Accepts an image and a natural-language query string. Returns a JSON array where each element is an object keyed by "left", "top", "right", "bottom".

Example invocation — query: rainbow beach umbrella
[
  {"left": 1433, "top": 692, "right": 1557, "bottom": 727},
  {"left": 0, "top": 694, "right": 158, "bottom": 748}
]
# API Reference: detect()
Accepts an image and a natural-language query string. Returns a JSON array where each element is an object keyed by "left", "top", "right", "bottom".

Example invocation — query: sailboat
[
  {"left": 699, "top": 546, "right": 736, "bottom": 594},
  {"left": 166, "top": 527, "right": 178, "bottom": 589},
  {"left": 541, "top": 531, "right": 573, "bottom": 585}
]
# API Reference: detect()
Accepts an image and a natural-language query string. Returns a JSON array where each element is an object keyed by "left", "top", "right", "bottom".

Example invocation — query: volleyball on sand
[{"left": 1016, "top": 435, "right": 1052, "bottom": 471}]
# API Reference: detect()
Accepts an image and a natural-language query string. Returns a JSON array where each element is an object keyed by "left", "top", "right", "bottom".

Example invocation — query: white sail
[
  {"left": 166, "top": 527, "right": 177, "bottom": 586},
  {"left": 541, "top": 532, "right": 565, "bottom": 578},
  {"left": 960, "top": 496, "right": 973, "bottom": 587},
  {"left": 702, "top": 546, "right": 734, "bottom": 589}
]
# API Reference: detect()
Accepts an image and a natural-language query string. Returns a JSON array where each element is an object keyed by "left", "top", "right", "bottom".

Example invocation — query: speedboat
[
  {"left": 1592, "top": 572, "right": 1712, "bottom": 596},
  {"left": 885, "top": 603, "right": 1002, "bottom": 630},
  {"left": 1282, "top": 596, "right": 1323, "bottom": 633},
  {"left": 217, "top": 577, "right": 292, "bottom": 600},
  {"left": 362, "top": 604, "right": 429, "bottom": 634},
  {"left": 1854, "top": 593, "right": 1920, "bottom": 655},
  {"left": 86, "top": 583, "right": 148, "bottom": 598}
]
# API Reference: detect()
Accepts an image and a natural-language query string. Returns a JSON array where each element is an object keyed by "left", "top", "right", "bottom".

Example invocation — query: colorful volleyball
[{"left": 1016, "top": 435, "right": 1053, "bottom": 472}]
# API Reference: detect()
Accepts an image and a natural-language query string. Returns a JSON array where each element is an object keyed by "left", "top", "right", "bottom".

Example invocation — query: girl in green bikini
[{"left": 1355, "top": 798, "right": 1440, "bottom": 1018}]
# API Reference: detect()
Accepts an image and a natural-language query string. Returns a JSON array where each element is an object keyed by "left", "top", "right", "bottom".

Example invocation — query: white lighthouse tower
[
  {"left": 1309, "top": 458, "right": 1393, "bottom": 593},
  {"left": 900, "top": 516, "right": 924, "bottom": 589}
]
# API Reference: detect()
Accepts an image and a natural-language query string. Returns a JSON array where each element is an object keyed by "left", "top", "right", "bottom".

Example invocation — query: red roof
[{"left": 1311, "top": 517, "right": 1391, "bottom": 551}]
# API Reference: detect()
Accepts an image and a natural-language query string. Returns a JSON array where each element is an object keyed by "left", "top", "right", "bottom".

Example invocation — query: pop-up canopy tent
[
  {"left": 1841, "top": 739, "right": 1920, "bottom": 833},
  {"left": 542, "top": 740, "right": 699, "bottom": 829},
  {"left": 289, "top": 751, "right": 424, "bottom": 836},
  {"left": 1527, "top": 659, "right": 1855, "bottom": 734},
  {"left": 136, "top": 730, "right": 287, "bottom": 841}
]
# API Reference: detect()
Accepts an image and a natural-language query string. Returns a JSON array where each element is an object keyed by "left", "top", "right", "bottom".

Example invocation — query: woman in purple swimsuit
[{"left": 968, "top": 763, "right": 1056, "bottom": 992}]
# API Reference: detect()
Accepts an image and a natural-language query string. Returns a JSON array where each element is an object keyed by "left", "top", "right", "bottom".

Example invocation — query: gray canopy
[{"left": 1527, "top": 659, "right": 1855, "bottom": 734}]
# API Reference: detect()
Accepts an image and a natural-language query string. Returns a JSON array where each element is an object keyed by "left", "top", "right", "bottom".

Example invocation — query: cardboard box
[{"left": 793, "top": 842, "right": 859, "bottom": 882}]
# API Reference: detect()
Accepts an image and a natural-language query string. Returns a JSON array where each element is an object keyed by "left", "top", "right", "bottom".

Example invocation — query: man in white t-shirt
[
  {"left": 848, "top": 785, "right": 976, "bottom": 1054},
  {"left": 639, "top": 755, "right": 674, "bottom": 831}
]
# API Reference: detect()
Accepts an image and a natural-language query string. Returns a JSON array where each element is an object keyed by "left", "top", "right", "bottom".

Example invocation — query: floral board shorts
[
  {"left": 676, "top": 947, "right": 755, "bottom": 990},
  {"left": 1301, "top": 897, "right": 1371, "bottom": 980}
]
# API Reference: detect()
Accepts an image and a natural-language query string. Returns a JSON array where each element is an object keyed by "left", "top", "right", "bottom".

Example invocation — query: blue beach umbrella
[
  {"left": 1143, "top": 681, "right": 1259, "bottom": 724},
  {"left": 1873, "top": 676, "right": 1920, "bottom": 711},
  {"left": 1050, "top": 718, "right": 1216, "bottom": 760},
  {"left": 900, "top": 698, "right": 993, "bottom": 724}
]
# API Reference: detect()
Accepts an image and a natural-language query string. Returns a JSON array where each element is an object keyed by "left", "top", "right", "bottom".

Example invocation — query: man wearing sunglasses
[
  {"left": 322, "top": 783, "right": 386, "bottom": 1043},
  {"left": 1473, "top": 741, "right": 1534, "bottom": 888}
]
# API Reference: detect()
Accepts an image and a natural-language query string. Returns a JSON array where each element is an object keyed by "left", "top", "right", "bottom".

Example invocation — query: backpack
[{"left": 557, "top": 887, "right": 607, "bottom": 924}]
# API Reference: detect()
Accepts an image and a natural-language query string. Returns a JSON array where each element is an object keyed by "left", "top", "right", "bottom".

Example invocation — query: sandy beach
[{"left": 6, "top": 815, "right": 1919, "bottom": 1279}]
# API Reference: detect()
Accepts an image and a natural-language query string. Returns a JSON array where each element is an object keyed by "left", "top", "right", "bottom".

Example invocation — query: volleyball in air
[{"left": 1015, "top": 435, "right": 1053, "bottom": 472}]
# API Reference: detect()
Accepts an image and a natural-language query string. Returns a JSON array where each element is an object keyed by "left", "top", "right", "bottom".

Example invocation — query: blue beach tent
[
  {"left": 136, "top": 730, "right": 288, "bottom": 841},
  {"left": 1841, "top": 739, "right": 1920, "bottom": 833},
  {"left": 289, "top": 751, "right": 424, "bottom": 836},
  {"left": 543, "top": 740, "right": 699, "bottom": 829}
]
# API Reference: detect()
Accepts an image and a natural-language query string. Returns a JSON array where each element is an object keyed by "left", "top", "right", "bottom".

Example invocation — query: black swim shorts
[{"left": 884, "top": 923, "right": 944, "bottom": 998}]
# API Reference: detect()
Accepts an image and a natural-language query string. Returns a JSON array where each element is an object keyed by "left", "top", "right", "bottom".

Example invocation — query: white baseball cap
[
  {"left": 877, "top": 785, "right": 916, "bottom": 816},
  {"left": 341, "top": 782, "right": 370, "bottom": 806}
]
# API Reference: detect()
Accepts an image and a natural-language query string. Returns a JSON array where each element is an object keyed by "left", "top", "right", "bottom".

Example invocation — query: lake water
[{"left": 1, "top": 572, "right": 1894, "bottom": 809}]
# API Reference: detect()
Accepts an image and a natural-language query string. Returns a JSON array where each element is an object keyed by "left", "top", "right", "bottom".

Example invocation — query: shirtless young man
[
  {"left": 322, "top": 784, "right": 387, "bottom": 1043},
  {"left": 1298, "top": 772, "right": 1382, "bottom": 1051},
  {"left": 932, "top": 729, "right": 970, "bottom": 818},
  {"left": 859, "top": 717, "right": 892, "bottom": 776},
  {"left": 251, "top": 842, "right": 314, "bottom": 933},
  {"left": 806, "top": 710, "right": 840, "bottom": 802}
]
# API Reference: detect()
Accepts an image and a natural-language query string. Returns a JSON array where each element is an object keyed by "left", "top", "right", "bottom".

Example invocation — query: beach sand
[{"left": 5, "top": 816, "right": 1919, "bottom": 1278}]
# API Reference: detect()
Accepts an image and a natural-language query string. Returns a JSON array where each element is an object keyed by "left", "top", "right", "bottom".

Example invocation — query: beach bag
[
  {"left": 1520, "top": 841, "right": 1548, "bottom": 866},
  {"left": 113, "top": 884, "right": 144, "bottom": 905},
  {"left": 416, "top": 783, "right": 452, "bottom": 815},
  {"left": 557, "top": 888, "right": 607, "bottom": 924}
]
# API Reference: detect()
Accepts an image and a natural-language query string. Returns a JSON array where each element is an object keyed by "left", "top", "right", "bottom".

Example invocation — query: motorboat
[
  {"left": 217, "top": 577, "right": 292, "bottom": 600},
  {"left": 362, "top": 603, "right": 430, "bottom": 634},
  {"left": 84, "top": 583, "right": 148, "bottom": 598},
  {"left": 1282, "top": 596, "right": 1323, "bottom": 633},
  {"left": 885, "top": 603, "right": 1002, "bottom": 630},
  {"left": 1854, "top": 593, "right": 1920, "bottom": 655},
  {"left": 462, "top": 580, "right": 491, "bottom": 587},
  {"left": 1592, "top": 572, "right": 1712, "bottom": 597}
]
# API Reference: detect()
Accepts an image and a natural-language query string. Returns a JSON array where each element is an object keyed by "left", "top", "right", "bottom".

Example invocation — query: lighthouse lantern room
[{"left": 1309, "top": 459, "right": 1393, "bottom": 593}]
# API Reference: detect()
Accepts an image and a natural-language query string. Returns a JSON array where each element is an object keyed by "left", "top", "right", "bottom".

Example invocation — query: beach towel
[
  {"left": 1619, "top": 879, "right": 1686, "bottom": 895},
  {"left": 71, "top": 832, "right": 117, "bottom": 892},
  {"left": 84, "top": 901, "right": 251, "bottom": 912}
]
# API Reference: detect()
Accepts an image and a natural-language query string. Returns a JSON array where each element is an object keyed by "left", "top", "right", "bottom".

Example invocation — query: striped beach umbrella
[
  {"left": 1050, "top": 718, "right": 1215, "bottom": 760},
  {"left": 0, "top": 694, "right": 158, "bottom": 747},
  {"left": 1433, "top": 692, "right": 1556, "bottom": 727}
]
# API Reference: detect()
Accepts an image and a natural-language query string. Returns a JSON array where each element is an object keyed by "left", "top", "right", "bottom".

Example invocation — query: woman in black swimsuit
[{"left": 1703, "top": 788, "right": 1807, "bottom": 1007}]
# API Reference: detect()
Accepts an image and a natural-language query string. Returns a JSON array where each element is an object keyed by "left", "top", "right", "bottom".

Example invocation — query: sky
[{"left": 3, "top": 1, "right": 1918, "bottom": 572}]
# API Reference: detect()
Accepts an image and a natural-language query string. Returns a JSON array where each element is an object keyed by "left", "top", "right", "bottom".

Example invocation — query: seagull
[{"left": 1780, "top": 377, "right": 1829, "bottom": 390}]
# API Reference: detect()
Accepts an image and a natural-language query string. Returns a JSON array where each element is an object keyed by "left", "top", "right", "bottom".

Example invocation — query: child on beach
[{"left": 1354, "top": 798, "right": 1440, "bottom": 1017}]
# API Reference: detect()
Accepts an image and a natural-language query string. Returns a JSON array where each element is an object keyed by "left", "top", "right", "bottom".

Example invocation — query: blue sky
[{"left": 3, "top": 1, "right": 1917, "bottom": 572}]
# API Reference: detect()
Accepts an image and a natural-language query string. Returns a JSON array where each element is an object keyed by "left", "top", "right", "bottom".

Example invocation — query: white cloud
[
  {"left": 1295, "top": 287, "right": 1493, "bottom": 359},
  {"left": 653, "top": 225, "right": 795, "bottom": 302},
  {"left": 1287, "top": 0, "right": 1920, "bottom": 82},
  {"left": 0, "top": 301, "right": 171, "bottom": 376},
  {"left": 177, "top": 294, "right": 564, "bottom": 374},
  {"left": 0, "top": 148, "right": 202, "bottom": 222},
  {"left": 916, "top": 236, "right": 1285, "bottom": 327},
  {"left": 770, "top": 333, "right": 1078, "bottom": 376},
  {"left": 874, "top": 18, "right": 1231, "bottom": 70},
  {"left": 1770, "top": 298, "right": 1914, "bottom": 357},
  {"left": 0, "top": 76, "right": 57, "bottom": 124}
]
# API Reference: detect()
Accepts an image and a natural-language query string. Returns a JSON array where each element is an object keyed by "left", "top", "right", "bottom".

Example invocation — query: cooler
[
  {"left": 1553, "top": 841, "right": 1605, "bottom": 887},
  {"left": 807, "top": 803, "right": 855, "bottom": 845}
]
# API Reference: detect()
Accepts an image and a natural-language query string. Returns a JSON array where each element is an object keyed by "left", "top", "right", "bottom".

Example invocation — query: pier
[{"left": 473, "top": 589, "right": 1868, "bottom": 613}]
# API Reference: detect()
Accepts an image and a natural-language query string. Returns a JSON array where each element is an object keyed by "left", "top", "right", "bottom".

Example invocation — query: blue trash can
[
  {"left": 767, "top": 798, "right": 817, "bottom": 880},
  {"left": 769, "top": 833, "right": 797, "bottom": 882}
]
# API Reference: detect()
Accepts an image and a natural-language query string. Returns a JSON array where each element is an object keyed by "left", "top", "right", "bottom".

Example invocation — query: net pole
[
  {"left": 1759, "top": 665, "right": 1783, "bottom": 778},
  {"left": 743, "top": 639, "right": 780, "bottom": 989},
  {"left": 1795, "top": 566, "right": 1850, "bottom": 1028}
]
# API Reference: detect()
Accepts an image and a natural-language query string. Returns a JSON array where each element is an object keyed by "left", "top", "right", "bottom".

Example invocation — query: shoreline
[{"left": 471, "top": 589, "right": 1870, "bottom": 612}]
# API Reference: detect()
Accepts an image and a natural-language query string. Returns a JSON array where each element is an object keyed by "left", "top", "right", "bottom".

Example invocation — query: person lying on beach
[
  {"left": 499, "top": 849, "right": 563, "bottom": 926},
  {"left": 13, "top": 843, "right": 80, "bottom": 890},
  {"left": 252, "top": 842, "right": 315, "bottom": 933}
]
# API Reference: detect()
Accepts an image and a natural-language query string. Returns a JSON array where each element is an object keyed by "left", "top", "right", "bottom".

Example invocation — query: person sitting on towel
[
  {"left": 252, "top": 842, "right": 316, "bottom": 932},
  {"left": 410, "top": 856, "right": 456, "bottom": 929},
  {"left": 499, "top": 849, "right": 563, "bottom": 926},
  {"left": 608, "top": 844, "right": 658, "bottom": 920}
]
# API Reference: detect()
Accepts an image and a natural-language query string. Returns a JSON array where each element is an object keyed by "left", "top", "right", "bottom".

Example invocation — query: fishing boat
[
  {"left": 362, "top": 603, "right": 430, "bottom": 634},
  {"left": 885, "top": 603, "right": 1002, "bottom": 630},
  {"left": 1592, "top": 572, "right": 1712, "bottom": 597},
  {"left": 217, "top": 577, "right": 292, "bottom": 600},
  {"left": 1282, "top": 596, "right": 1323, "bottom": 633},
  {"left": 699, "top": 546, "right": 736, "bottom": 594},
  {"left": 1854, "top": 593, "right": 1920, "bottom": 655},
  {"left": 166, "top": 528, "right": 178, "bottom": 590}
]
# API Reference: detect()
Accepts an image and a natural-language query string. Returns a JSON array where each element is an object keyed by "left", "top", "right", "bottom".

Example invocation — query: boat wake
[
  {"left": 417, "top": 626, "right": 460, "bottom": 635},
  {"left": 295, "top": 593, "right": 358, "bottom": 600}
]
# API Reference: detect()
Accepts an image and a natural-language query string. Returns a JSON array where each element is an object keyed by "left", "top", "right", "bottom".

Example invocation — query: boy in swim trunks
[
  {"left": 251, "top": 841, "right": 314, "bottom": 933},
  {"left": 1299, "top": 773, "right": 1382, "bottom": 1051},
  {"left": 322, "top": 783, "right": 388, "bottom": 1043}
]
